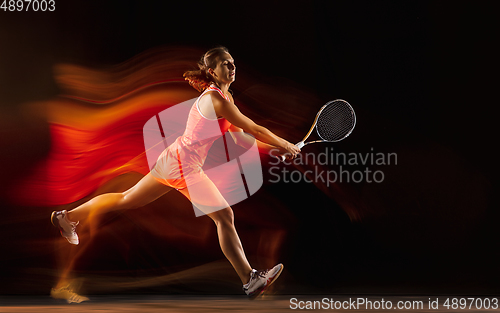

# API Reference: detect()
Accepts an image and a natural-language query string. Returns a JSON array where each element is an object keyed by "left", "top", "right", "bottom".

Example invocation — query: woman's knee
[
  {"left": 210, "top": 207, "right": 234, "bottom": 226},
  {"left": 121, "top": 185, "right": 148, "bottom": 210},
  {"left": 120, "top": 192, "right": 143, "bottom": 210}
]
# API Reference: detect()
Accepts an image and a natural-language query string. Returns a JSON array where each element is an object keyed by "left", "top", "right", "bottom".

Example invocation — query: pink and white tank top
[{"left": 173, "top": 85, "right": 232, "bottom": 165}]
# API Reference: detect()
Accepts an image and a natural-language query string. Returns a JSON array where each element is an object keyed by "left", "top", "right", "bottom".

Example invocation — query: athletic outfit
[{"left": 151, "top": 85, "right": 231, "bottom": 190}]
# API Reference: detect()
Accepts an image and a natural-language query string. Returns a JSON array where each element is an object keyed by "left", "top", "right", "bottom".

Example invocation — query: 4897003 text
[{"left": 1, "top": 0, "right": 55, "bottom": 11}]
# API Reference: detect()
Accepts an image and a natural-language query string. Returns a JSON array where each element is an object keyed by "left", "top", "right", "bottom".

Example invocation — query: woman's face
[{"left": 211, "top": 52, "right": 236, "bottom": 85}]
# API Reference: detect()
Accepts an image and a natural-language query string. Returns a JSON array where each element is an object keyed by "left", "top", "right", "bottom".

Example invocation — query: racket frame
[
  {"left": 299, "top": 99, "right": 356, "bottom": 146},
  {"left": 279, "top": 99, "right": 356, "bottom": 161}
]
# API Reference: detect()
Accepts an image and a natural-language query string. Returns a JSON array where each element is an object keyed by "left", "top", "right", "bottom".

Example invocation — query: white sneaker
[
  {"left": 51, "top": 285, "right": 89, "bottom": 303},
  {"left": 51, "top": 210, "right": 79, "bottom": 245},
  {"left": 243, "top": 263, "right": 283, "bottom": 298}
]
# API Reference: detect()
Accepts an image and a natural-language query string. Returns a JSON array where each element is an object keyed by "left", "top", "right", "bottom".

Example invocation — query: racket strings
[{"left": 316, "top": 100, "right": 356, "bottom": 142}]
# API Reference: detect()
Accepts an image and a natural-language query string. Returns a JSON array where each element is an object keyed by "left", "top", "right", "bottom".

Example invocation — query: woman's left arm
[{"left": 228, "top": 125, "right": 284, "bottom": 157}]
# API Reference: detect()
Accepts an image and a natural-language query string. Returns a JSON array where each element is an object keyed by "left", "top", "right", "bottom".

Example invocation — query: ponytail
[{"left": 183, "top": 67, "right": 212, "bottom": 92}]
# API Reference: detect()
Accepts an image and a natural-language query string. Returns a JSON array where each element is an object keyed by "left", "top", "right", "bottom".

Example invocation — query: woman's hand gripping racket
[{"left": 279, "top": 99, "right": 356, "bottom": 161}]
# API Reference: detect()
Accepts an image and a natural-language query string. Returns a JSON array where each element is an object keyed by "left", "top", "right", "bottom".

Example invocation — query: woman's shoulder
[
  {"left": 203, "top": 85, "right": 231, "bottom": 102},
  {"left": 200, "top": 90, "right": 226, "bottom": 104}
]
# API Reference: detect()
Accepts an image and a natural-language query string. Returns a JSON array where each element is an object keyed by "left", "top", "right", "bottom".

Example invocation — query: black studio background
[{"left": 1, "top": 0, "right": 499, "bottom": 295}]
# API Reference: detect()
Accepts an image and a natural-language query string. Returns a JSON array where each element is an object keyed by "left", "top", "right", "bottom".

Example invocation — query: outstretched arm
[
  {"left": 228, "top": 125, "right": 284, "bottom": 157},
  {"left": 212, "top": 94, "right": 300, "bottom": 157}
]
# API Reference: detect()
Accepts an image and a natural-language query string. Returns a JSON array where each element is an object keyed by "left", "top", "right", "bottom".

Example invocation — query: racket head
[{"left": 315, "top": 99, "right": 356, "bottom": 142}]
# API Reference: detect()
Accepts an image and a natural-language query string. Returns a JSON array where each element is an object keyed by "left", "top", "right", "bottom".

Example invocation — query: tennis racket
[{"left": 279, "top": 99, "right": 356, "bottom": 161}]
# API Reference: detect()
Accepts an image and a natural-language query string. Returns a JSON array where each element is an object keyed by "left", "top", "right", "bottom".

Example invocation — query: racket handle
[{"left": 278, "top": 141, "right": 304, "bottom": 162}]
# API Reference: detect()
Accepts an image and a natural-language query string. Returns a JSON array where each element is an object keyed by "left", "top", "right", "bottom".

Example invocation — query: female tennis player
[{"left": 51, "top": 46, "right": 300, "bottom": 298}]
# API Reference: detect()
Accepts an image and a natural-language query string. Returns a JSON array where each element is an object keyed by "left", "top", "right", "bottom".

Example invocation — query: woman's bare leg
[
  {"left": 208, "top": 207, "right": 253, "bottom": 284},
  {"left": 67, "top": 173, "right": 173, "bottom": 222},
  {"left": 177, "top": 180, "right": 253, "bottom": 284}
]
